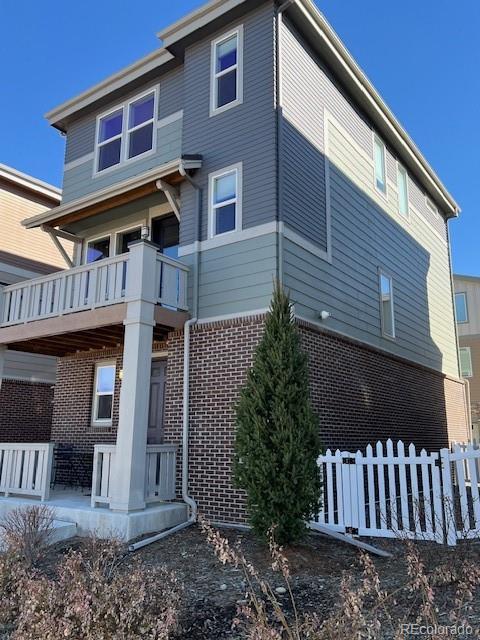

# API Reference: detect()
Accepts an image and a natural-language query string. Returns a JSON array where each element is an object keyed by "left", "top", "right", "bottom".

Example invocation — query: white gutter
[{"left": 129, "top": 162, "right": 201, "bottom": 552}]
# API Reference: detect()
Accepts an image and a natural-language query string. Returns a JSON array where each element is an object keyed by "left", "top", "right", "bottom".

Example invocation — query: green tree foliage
[{"left": 234, "top": 282, "right": 322, "bottom": 544}]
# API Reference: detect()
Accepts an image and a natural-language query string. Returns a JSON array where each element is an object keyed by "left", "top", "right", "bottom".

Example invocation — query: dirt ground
[{"left": 42, "top": 525, "right": 480, "bottom": 639}]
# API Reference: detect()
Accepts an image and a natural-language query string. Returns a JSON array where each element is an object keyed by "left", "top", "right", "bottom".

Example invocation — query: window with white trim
[
  {"left": 210, "top": 26, "right": 243, "bottom": 116},
  {"left": 374, "top": 135, "right": 387, "bottom": 194},
  {"left": 397, "top": 164, "right": 409, "bottom": 218},
  {"left": 92, "top": 362, "right": 116, "bottom": 426},
  {"left": 95, "top": 89, "right": 157, "bottom": 173},
  {"left": 86, "top": 237, "right": 110, "bottom": 263},
  {"left": 455, "top": 292, "right": 469, "bottom": 324},
  {"left": 209, "top": 164, "right": 242, "bottom": 237},
  {"left": 459, "top": 347, "right": 473, "bottom": 378},
  {"left": 379, "top": 271, "right": 395, "bottom": 339}
]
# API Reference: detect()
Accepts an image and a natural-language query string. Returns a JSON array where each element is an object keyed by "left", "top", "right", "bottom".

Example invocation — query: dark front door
[
  {"left": 151, "top": 214, "right": 179, "bottom": 258},
  {"left": 148, "top": 360, "right": 167, "bottom": 444}
]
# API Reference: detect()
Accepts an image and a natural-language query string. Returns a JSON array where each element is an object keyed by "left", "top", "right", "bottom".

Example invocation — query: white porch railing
[
  {"left": 156, "top": 254, "right": 189, "bottom": 311},
  {"left": 1, "top": 254, "right": 129, "bottom": 326},
  {"left": 91, "top": 444, "right": 177, "bottom": 508},
  {"left": 0, "top": 443, "right": 54, "bottom": 500},
  {"left": 0, "top": 250, "right": 189, "bottom": 327}
]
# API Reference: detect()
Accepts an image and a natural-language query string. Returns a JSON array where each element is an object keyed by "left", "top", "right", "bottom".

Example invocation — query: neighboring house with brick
[
  {"left": 0, "top": 164, "right": 72, "bottom": 442},
  {"left": 0, "top": 0, "right": 469, "bottom": 538},
  {"left": 454, "top": 274, "right": 480, "bottom": 441}
]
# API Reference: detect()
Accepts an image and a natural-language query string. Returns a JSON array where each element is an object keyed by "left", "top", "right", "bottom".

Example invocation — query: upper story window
[
  {"left": 374, "top": 135, "right": 387, "bottom": 194},
  {"left": 210, "top": 26, "right": 244, "bottom": 116},
  {"left": 455, "top": 292, "right": 469, "bottom": 324},
  {"left": 397, "top": 164, "right": 409, "bottom": 218},
  {"left": 379, "top": 271, "right": 395, "bottom": 339},
  {"left": 87, "top": 237, "right": 110, "bottom": 263},
  {"left": 95, "top": 89, "right": 157, "bottom": 173},
  {"left": 208, "top": 163, "right": 242, "bottom": 237},
  {"left": 459, "top": 347, "right": 473, "bottom": 378}
]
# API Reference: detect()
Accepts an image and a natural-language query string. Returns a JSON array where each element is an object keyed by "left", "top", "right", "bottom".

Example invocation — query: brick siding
[{"left": 0, "top": 379, "right": 53, "bottom": 442}]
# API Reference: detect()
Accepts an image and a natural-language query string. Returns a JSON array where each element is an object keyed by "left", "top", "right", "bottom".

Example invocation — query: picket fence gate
[{"left": 313, "top": 439, "right": 480, "bottom": 546}]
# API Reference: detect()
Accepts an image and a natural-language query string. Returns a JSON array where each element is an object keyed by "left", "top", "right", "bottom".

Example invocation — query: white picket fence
[{"left": 314, "top": 439, "right": 480, "bottom": 546}]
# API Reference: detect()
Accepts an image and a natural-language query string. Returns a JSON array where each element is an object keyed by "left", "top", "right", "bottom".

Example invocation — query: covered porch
[{"left": 0, "top": 239, "right": 189, "bottom": 540}]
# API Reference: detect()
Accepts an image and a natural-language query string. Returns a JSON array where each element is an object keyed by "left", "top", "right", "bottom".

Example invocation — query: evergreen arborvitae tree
[{"left": 234, "top": 281, "right": 322, "bottom": 544}]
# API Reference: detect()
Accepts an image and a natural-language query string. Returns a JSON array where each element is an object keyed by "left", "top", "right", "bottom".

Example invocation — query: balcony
[{"left": 0, "top": 243, "right": 189, "bottom": 355}]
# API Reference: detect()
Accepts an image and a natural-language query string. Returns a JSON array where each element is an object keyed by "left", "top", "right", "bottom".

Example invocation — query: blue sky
[{"left": 1, "top": 0, "right": 478, "bottom": 274}]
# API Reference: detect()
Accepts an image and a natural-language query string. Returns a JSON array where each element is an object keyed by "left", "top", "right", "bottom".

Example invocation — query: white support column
[{"left": 110, "top": 240, "right": 158, "bottom": 512}]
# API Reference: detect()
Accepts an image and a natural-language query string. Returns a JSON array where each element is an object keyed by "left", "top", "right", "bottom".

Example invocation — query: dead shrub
[
  {"left": 0, "top": 505, "right": 54, "bottom": 566},
  {"left": 201, "top": 517, "right": 480, "bottom": 640},
  {"left": 0, "top": 551, "right": 29, "bottom": 631},
  {"left": 14, "top": 537, "right": 181, "bottom": 640}
]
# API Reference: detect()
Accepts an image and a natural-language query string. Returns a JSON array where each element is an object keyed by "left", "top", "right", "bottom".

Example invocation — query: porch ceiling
[{"left": 0, "top": 305, "right": 187, "bottom": 357}]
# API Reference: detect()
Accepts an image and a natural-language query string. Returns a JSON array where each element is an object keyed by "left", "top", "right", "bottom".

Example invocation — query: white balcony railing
[
  {"left": 0, "top": 443, "right": 54, "bottom": 500},
  {"left": 91, "top": 443, "right": 177, "bottom": 508},
  {"left": 0, "top": 249, "right": 189, "bottom": 327}
]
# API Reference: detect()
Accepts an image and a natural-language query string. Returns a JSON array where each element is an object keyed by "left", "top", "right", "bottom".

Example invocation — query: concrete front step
[{"left": 50, "top": 519, "right": 77, "bottom": 544}]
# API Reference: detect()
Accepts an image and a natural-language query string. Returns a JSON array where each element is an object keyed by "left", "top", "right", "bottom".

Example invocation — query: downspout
[{"left": 129, "top": 162, "right": 202, "bottom": 551}]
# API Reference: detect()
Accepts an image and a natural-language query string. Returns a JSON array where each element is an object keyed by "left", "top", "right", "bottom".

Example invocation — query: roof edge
[
  {"left": 294, "top": 0, "right": 459, "bottom": 217},
  {"left": 46, "top": 48, "right": 174, "bottom": 131},
  {"left": 0, "top": 164, "right": 61, "bottom": 203}
]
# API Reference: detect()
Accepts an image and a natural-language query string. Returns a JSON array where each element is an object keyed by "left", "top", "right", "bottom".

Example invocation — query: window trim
[
  {"left": 93, "top": 86, "right": 159, "bottom": 176},
  {"left": 91, "top": 361, "right": 116, "bottom": 427},
  {"left": 210, "top": 25, "right": 244, "bottom": 117},
  {"left": 396, "top": 162, "right": 410, "bottom": 219},
  {"left": 373, "top": 134, "right": 388, "bottom": 197},
  {"left": 208, "top": 162, "right": 243, "bottom": 239},
  {"left": 459, "top": 346, "right": 473, "bottom": 378},
  {"left": 114, "top": 225, "right": 143, "bottom": 256},
  {"left": 455, "top": 292, "right": 469, "bottom": 324},
  {"left": 378, "top": 270, "right": 396, "bottom": 340}
]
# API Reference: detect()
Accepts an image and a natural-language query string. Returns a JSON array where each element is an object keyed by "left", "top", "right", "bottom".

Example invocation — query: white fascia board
[
  {"left": 45, "top": 48, "right": 174, "bottom": 130},
  {"left": 158, "top": 0, "right": 248, "bottom": 46},
  {"left": 0, "top": 164, "right": 61, "bottom": 202}
]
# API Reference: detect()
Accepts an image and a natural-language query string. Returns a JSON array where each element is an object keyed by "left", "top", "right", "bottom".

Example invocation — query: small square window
[
  {"left": 209, "top": 165, "right": 242, "bottom": 237},
  {"left": 211, "top": 27, "right": 243, "bottom": 116}
]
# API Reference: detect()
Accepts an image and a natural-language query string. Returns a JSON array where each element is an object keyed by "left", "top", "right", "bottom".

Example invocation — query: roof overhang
[
  {"left": 46, "top": 48, "right": 176, "bottom": 132},
  {"left": 22, "top": 156, "right": 202, "bottom": 230},
  {"left": 0, "top": 164, "right": 61, "bottom": 204}
]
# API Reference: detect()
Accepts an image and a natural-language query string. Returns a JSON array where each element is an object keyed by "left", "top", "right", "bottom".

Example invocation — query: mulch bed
[{"left": 39, "top": 525, "right": 480, "bottom": 638}]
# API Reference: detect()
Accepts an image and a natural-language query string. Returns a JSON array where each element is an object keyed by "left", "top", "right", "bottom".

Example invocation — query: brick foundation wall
[
  {"left": 0, "top": 379, "right": 53, "bottom": 442},
  {"left": 164, "top": 315, "right": 469, "bottom": 523}
]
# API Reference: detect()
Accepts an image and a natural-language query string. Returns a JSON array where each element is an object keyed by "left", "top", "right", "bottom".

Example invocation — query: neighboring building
[
  {"left": 0, "top": 0, "right": 469, "bottom": 537},
  {"left": 454, "top": 274, "right": 480, "bottom": 441},
  {"left": 0, "top": 164, "right": 71, "bottom": 441}
]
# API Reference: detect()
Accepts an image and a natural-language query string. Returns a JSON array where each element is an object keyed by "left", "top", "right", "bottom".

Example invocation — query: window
[
  {"left": 92, "top": 363, "right": 116, "bottom": 425},
  {"left": 209, "top": 164, "right": 242, "bottom": 237},
  {"left": 459, "top": 347, "right": 473, "bottom": 378},
  {"left": 374, "top": 136, "right": 387, "bottom": 194},
  {"left": 210, "top": 26, "right": 243, "bottom": 116},
  {"left": 116, "top": 227, "right": 142, "bottom": 255},
  {"left": 95, "top": 89, "right": 157, "bottom": 173},
  {"left": 379, "top": 272, "right": 395, "bottom": 338},
  {"left": 127, "top": 93, "right": 155, "bottom": 159},
  {"left": 455, "top": 292, "right": 469, "bottom": 324},
  {"left": 397, "top": 164, "right": 409, "bottom": 218},
  {"left": 86, "top": 237, "right": 110, "bottom": 263}
]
